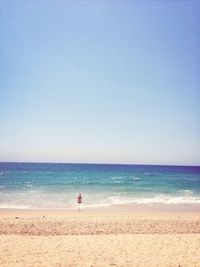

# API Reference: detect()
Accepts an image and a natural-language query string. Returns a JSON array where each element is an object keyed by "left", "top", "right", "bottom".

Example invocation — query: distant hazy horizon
[
  {"left": 0, "top": 161, "right": 199, "bottom": 168},
  {"left": 0, "top": 1, "right": 199, "bottom": 165}
]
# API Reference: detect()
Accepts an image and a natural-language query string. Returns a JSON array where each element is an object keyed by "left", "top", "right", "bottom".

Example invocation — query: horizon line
[{"left": 0, "top": 161, "right": 199, "bottom": 168}]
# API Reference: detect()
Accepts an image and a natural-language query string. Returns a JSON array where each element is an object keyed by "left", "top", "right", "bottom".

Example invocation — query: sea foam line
[{"left": 108, "top": 195, "right": 200, "bottom": 205}]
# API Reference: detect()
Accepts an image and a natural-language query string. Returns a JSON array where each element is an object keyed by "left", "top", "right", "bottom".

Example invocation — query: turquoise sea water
[{"left": 0, "top": 162, "right": 200, "bottom": 210}]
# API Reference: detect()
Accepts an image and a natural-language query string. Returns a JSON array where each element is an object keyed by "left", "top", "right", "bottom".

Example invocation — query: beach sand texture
[{"left": 0, "top": 211, "right": 200, "bottom": 267}]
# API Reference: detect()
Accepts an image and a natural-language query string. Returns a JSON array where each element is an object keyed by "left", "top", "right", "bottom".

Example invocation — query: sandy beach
[{"left": 0, "top": 209, "right": 200, "bottom": 267}]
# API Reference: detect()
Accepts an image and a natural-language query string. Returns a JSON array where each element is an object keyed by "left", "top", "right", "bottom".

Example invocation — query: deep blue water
[{"left": 0, "top": 162, "right": 200, "bottom": 209}]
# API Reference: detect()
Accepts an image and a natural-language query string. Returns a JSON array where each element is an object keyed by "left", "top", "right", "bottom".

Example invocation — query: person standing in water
[{"left": 77, "top": 193, "right": 82, "bottom": 212}]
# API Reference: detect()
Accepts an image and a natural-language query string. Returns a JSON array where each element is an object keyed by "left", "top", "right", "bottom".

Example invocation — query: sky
[{"left": 0, "top": 1, "right": 200, "bottom": 165}]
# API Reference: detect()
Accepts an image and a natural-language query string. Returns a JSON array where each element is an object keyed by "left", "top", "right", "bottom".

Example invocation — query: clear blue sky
[{"left": 0, "top": 1, "right": 199, "bottom": 165}]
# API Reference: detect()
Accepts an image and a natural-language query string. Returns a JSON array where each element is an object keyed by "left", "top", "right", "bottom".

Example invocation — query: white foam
[
  {"left": 108, "top": 195, "right": 200, "bottom": 205},
  {"left": 111, "top": 176, "right": 122, "bottom": 180},
  {"left": 1, "top": 190, "right": 200, "bottom": 210},
  {"left": 131, "top": 177, "right": 141, "bottom": 180},
  {"left": 0, "top": 204, "right": 30, "bottom": 209}
]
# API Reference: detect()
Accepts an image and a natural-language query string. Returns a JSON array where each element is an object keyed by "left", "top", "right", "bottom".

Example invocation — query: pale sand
[{"left": 0, "top": 209, "right": 200, "bottom": 267}]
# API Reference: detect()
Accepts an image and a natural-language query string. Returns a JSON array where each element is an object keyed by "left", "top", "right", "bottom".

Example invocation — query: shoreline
[{"left": 1, "top": 202, "right": 200, "bottom": 217}]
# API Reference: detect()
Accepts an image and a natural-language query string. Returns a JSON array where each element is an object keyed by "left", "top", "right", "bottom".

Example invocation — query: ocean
[{"left": 0, "top": 162, "right": 200, "bottom": 210}]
